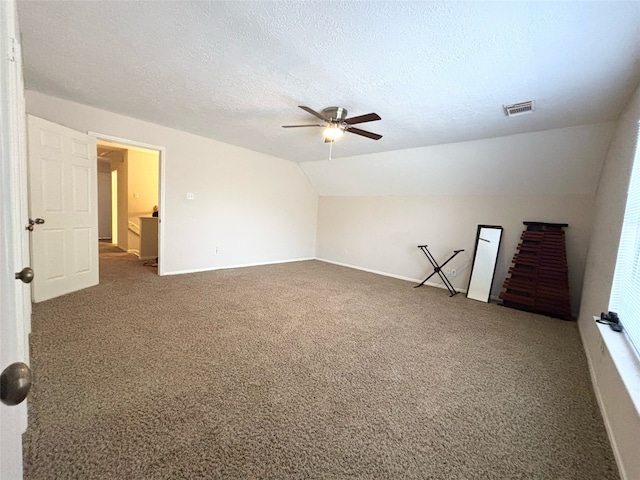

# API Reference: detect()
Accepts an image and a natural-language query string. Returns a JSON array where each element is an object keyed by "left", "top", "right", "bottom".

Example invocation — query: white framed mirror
[{"left": 466, "top": 225, "right": 503, "bottom": 303}]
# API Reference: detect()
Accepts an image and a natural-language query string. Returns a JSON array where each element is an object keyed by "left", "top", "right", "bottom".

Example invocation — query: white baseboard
[
  {"left": 315, "top": 257, "right": 468, "bottom": 294},
  {"left": 163, "top": 257, "right": 315, "bottom": 276},
  {"left": 579, "top": 319, "right": 639, "bottom": 480},
  {"left": 162, "top": 256, "right": 468, "bottom": 294},
  {"left": 579, "top": 324, "right": 623, "bottom": 479}
]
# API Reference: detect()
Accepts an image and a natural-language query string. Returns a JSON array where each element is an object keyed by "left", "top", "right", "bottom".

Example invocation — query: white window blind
[{"left": 609, "top": 123, "right": 640, "bottom": 355}]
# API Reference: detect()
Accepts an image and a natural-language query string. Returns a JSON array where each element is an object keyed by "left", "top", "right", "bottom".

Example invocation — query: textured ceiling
[{"left": 17, "top": 1, "right": 640, "bottom": 162}]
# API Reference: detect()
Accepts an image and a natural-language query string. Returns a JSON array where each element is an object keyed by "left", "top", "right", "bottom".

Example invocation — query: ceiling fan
[{"left": 282, "top": 106, "right": 382, "bottom": 142}]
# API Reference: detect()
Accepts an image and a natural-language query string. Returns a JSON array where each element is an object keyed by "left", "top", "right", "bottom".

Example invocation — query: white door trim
[
  {"left": 88, "top": 132, "right": 166, "bottom": 276},
  {"left": 1, "top": 1, "right": 30, "bottom": 477},
  {"left": 2, "top": 0, "right": 30, "bottom": 352}
]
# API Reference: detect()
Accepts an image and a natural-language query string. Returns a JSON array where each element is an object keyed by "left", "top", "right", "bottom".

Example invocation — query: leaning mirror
[{"left": 466, "top": 225, "right": 503, "bottom": 303}]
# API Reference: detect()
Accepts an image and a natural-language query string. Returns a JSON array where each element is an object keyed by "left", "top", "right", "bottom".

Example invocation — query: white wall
[
  {"left": 578, "top": 83, "right": 640, "bottom": 480},
  {"left": 311, "top": 123, "right": 615, "bottom": 311},
  {"left": 25, "top": 91, "right": 318, "bottom": 274},
  {"left": 301, "top": 123, "right": 615, "bottom": 196},
  {"left": 317, "top": 194, "right": 594, "bottom": 311}
]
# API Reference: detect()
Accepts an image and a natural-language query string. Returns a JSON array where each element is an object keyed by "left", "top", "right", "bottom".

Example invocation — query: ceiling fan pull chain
[{"left": 329, "top": 139, "right": 333, "bottom": 161}]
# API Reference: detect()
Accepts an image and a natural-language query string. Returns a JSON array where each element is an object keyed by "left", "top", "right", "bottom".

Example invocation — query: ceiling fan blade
[
  {"left": 281, "top": 124, "right": 324, "bottom": 128},
  {"left": 346, "top": 127, "right": 382, "bottom": 140},
  {"left": 298, "top": 106, "right": 327, "bottom": 121},
  {"left": 344, "top": 113, "right": 381, "bottom": 125}
]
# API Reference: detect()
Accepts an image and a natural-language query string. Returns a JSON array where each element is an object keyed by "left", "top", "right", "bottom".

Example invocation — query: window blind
[{"left": 609, "top": 123, "right": 640, "bottom": 355}]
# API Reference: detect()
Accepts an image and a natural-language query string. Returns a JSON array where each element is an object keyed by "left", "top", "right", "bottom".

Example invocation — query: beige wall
[
  {"left": 578, "top": 83, "right": 640, "bottom": 480},
  {"left": 127, "top": 149, "right": 159, "bottom": 254},
  {"left": 317, "top": 194, "right": 594, "bottom": 311},
  {"left": 127, "top": 150, "right": 158, "bottom": 220},
  {"left": 26, "top": 91, "right": 318, "bottom": 274}
]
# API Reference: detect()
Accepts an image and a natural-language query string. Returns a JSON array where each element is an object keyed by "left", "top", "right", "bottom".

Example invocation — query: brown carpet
[{"left": 23, "top": 245, "right": 619, "bottom": 479}]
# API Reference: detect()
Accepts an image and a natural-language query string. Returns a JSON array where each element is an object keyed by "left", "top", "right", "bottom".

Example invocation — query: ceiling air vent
[{"left": 503, "top": 101, "right": 534, "bottom": 117}]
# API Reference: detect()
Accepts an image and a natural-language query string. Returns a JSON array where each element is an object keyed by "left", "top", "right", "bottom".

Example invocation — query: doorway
[{"left": 94, "top": 135, "right": 164, "bottom": 274}]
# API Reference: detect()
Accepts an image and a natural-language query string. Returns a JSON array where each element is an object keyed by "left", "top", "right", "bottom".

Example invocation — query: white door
[
  {"left": 1, "top": 1, "right": 31, "bottom": 478},
  {"left": 28, "top": 116, "right": 99, "bottom": 302}
]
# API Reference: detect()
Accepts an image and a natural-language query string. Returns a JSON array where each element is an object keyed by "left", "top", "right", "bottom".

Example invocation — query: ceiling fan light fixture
[
  {"left": 323, "top": 124, "right": 344, "bottom": 142},
  {"left": 282, "top": 106, "right": 382, "bottom": 142}
]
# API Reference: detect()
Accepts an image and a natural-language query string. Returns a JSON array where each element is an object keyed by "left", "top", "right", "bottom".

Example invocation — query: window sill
[{"left": 594, "top": 316, "right": 640, "bottom": 416}]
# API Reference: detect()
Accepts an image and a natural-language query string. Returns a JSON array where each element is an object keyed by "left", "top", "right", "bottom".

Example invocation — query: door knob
[
  {"left": 25, "top": 218, "right": 45, "bottom": 231},
  {"left": 15, "top": 267, "right": 34, "bottom": 284},
  {"left": 1, "top": 362, "right": 32, "bottom": 406}
]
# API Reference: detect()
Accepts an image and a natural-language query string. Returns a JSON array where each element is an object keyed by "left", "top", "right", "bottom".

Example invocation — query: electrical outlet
[
  {"left": 451, "top": 269, "right": 457, "bottom": 277},
  {"left": 186, "top": 192, "right": 195, "bottom": 200}
]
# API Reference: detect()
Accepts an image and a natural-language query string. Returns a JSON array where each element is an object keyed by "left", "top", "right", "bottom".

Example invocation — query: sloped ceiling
[{"left": 17, "top": 1, "right": 640, "bottom": 163}]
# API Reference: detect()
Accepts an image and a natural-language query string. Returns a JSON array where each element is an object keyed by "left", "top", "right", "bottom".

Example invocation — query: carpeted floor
[{"left": 22, "top": 245, "right": 619, "bottom": 479}]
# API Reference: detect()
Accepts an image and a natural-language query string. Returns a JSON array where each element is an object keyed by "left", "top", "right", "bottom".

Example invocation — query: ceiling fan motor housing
[
  {"left": 281, "top": 105, "right": 382, "bottom": 141},
  {"left": 322, "top": 107, "right": 348, "bottom": 123}
]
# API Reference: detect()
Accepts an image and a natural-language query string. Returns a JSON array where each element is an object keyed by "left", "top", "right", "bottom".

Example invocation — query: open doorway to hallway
[{"left": 96, "top": 140, "right": 161, "bottom": 272}]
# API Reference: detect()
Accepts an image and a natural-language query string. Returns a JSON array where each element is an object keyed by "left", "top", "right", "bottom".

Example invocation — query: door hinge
[{"left": 8, "top": 37, "right": 20, "bottom": 62}]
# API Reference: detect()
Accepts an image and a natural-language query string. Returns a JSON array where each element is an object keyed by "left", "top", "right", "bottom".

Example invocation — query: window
[{"left": 609, "top": 123, "right": 640, "bottom": 354}]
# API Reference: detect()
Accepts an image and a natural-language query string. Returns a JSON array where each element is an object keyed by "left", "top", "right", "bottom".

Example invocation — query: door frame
[
  {"left": 2, "top": 0, "right": 30, "bottom": 353},
  {"left": 1, "top": 0, "right": 30, "bottom": 477},
  {"left": 89, "top": 132, "right": 166, "bottom": 275}
]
